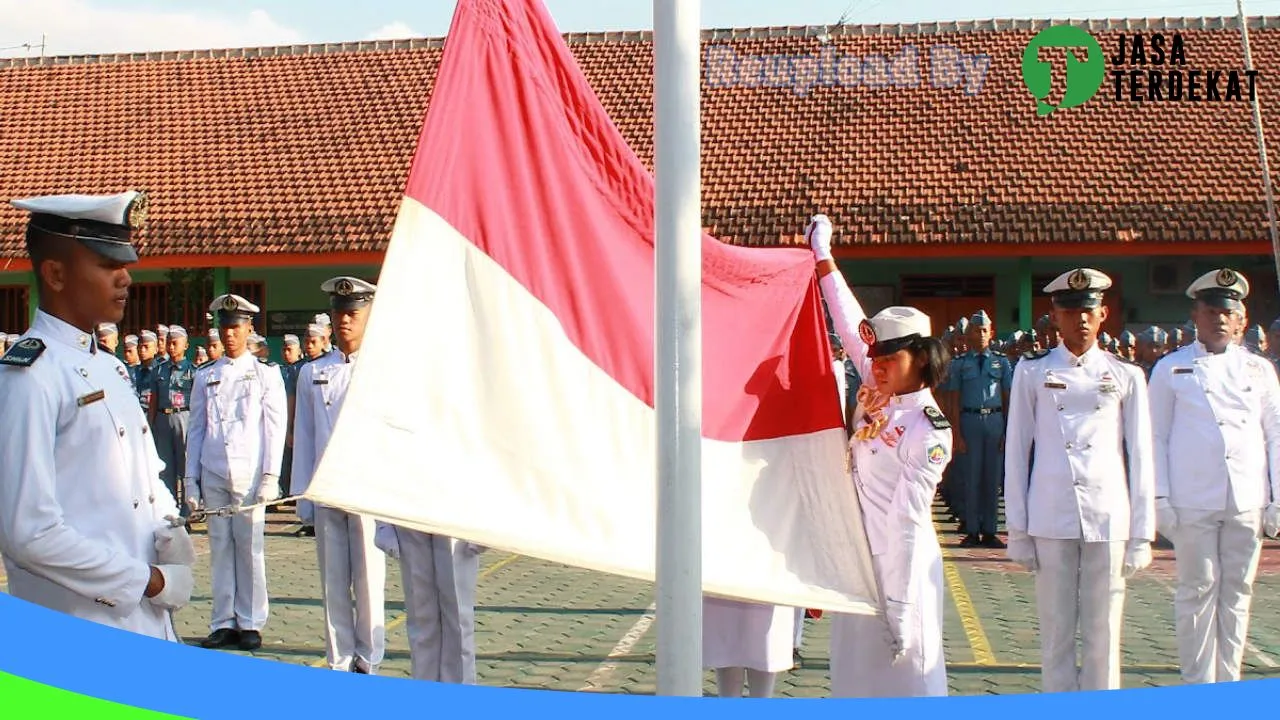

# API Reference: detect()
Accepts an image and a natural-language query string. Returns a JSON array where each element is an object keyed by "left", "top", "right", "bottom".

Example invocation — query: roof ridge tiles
[{"left": 3, "top": 14, "right": 1280, "bottom": 69}]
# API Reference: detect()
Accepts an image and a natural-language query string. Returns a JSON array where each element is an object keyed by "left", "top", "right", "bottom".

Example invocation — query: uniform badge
[
  {"left": 923, "top": 406, "right": 951, "bottom": 429},
  {"left": 0, "top": 338, "right": 46, "bottom": 367},
  {"left": 1173, "top": 367, "right": 1193, "bottom": 375},
  {"left": 1248, "top": 361, "right": 1264, "bottom": 378},
  {"left": 1067, "top": 269, "right": 1089, "bottom": 290},
  {"left": 858, "top": 319, "right": 877, "bottom": 347},
  {"left": 77, "top": 389, "right": 106, "bottom": 407},
  {"left": 1044, "top": 381, "right": 1067, "bottom": 389},
  {"left": 1216, "top": 268, "right": 1238, "bottom": 287},
  {"left": 927, "top": 444, "right": 947, "bottom": 465},
  {"left": 336, "top": 278, "right": 354, "bottom": 296},
  {"left": 222, "top": 295, "right": 240, "bottom": 311},
  {"left": 1099, "top": 383, "right": 1118, "bottom": 393}
]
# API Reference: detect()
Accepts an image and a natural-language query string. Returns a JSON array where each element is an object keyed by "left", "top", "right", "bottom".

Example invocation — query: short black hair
[
  {"left": 910, "top": 336, "right": 951, "bottom": 390},
  {"left": 25, "top": 226, "right": 77, "bottom": 299}
]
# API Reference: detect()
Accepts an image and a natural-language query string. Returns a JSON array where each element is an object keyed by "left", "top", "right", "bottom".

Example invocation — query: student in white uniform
[
  {"left": 184, "top": 293, "right": 288, "bottom": 651},
  {"left": 1149, "top": 268, "right": 1280, "bottom": 684},
  {"left": 1004, "top": 268, "right": 1156, "bottom": 693},
  {"left": 0, "top": 191, "right": 194, "bottom": 638},
  {"left": 374, "top": 521, "right": 483, "bottom": 681},
  {"left": 808, "top": 214, "right": 953, "bottom": 698},
  {"left": 291, "top": 276, "right": 387, "bottom": 674}
]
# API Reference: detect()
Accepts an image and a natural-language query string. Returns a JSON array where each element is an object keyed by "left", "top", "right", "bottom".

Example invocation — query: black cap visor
[
  {"left": 1194, "top": 289, "right": 1244, "bottom": 312},
  {"left": 1050, "top": 291, "right": 1103, "bottom": 310},
  {"left": 215, "top": 310, "right": 255, "bottom": 327},
  {"left": 28, "top": 214, "right": 139, "bottom": 264},
  {"left": 868, "top": 333, "right": 921, "bottom": 358},
  {"left": 330, "top": 294, "right": 374, "bottom": 312}
]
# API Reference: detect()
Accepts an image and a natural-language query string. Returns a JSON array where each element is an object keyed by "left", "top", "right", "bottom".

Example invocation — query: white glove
[
  {"left": 1122, "top": 539, "right": 1153, "bottom": 579},
  {"left": 297, "top": 499, "right": 315, "bottom": 525},
  {"left": 254, "top": 475, "right": 281, "bottom": 505},
  {"left": 373, "top": 523, "right": 400, "bottom": 560},
  {"left": 146, "top": 564, "right": 194, "bottom": 610},
  {"left": 183, "top": 479, "right": 202, "bottom": 513},
  {"left": 1264, "top": 503, "right": 1280, "bottom": 539},
  {"left": 805, "top": 214, "right": 834, "bottom": 262},
  {"left": 154, "top": 523, "right": 196, "bottom": 566},
  {"left": 1156, "top": 498, "right": 1178, "bottom": 538},
  {"left": 883, "top": 599, "right": 909, "bottom": 663},
  {"left": 1006, "top": 530, "right": 1038, "bottom": 572}
]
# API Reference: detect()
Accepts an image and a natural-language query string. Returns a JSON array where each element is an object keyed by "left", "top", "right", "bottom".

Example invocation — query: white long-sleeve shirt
[
  {"left": 185, "top": 350, "right": 287, "bottom": 494},
  {"left": 1003, "top": 343, "right": 1155, "bottom": 542},
  {"left": 1149, "top": 341, "right": 1280, "bottom": 512}
]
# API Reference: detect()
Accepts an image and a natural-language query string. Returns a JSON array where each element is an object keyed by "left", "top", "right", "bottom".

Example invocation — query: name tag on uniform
[
  {"left": 207, "top": 380, "right": 221, "bottom": 387},
  {"left": 1173, "top": 367, "right": 1193, "bottom": 375},
  {"left": 313, "top": 378, "right": 329, "bottom": 385},
  {"left": 1044, "top": 381, "right": 1067, "bottom": 389},
  {"left": 1099, "top": 383, "right": 1118, "bottom": 393},
  {"left": 77, "top": 389, "right": 106, "bottom": 407}
]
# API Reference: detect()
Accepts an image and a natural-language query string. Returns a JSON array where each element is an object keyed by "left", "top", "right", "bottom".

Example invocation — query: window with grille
[
  {"left": 231, "top": 281, "right": 265, "bottom": 315},
  {"left": 0, "top": 285, "right": 29, "bottom": 333},
  {"left": 123, "top": 283, "right": 170, "bottom": 336}
]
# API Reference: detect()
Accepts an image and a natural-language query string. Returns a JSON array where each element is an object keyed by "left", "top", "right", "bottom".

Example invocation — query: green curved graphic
[
  {"left": 0, "top": 671, "right": 189, "bottom": 719},
  {"left": 1021, "top": 25, "right": 1106, "bottom": 116}
]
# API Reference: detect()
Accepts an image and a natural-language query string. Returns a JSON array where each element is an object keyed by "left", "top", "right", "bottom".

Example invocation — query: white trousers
[
  {"left": 1032, "top": 538, "right": 1125, "bottom": 692},
  {"left": 1170, "top": 506, "right": 1263, "bottom": 684},
  {"left": 396, "top": 528, "right": 480, "bottom": 683},
  {"left": 204, "top": 478, "right": 268, "bottom": 632},
  {"left": 315, "top": 506, "right": 387, "bottom": 672}
]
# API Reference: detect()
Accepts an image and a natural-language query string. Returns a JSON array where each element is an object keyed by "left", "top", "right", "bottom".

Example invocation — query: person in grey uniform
[
  {"left": 149, "top": 325, "right": 195, "bottom": 517},
  {"left": 944, "top": 310, "right": 1012, "bottom": 548}
]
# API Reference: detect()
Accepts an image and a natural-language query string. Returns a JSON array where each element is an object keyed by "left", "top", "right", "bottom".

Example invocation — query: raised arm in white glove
[
  {"left": 805, "top": 214, "right": 834, "bottom": 262},
  {"left": 1122, "top": 539, "right": 1153, "bottom": 578},
  {"left": 146, "top": 564, "right": 194, "bottom": 611},
  {"left": 1006, "top": 529, "right": 1038, "bottom": 572}
]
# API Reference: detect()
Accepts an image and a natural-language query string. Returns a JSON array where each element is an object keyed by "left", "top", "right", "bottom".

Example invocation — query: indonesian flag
[{"left": 306, "top": 0, "right": 879, "bottom": 613}]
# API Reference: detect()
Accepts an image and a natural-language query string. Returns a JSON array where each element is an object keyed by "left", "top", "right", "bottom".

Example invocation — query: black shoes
[
  {"left": 201, "top": 628, "right": 240, "bottom": 649},
  {"left": 959, "top": 533, "right": 981, "bottom": 548},
  {"left": 238, "top": 630, "right": 263, "bottom": 651},
  {"left": 294, "top": 525, "right": 315, "bottom": 538},
  {"left": 982, "top": 534, "right": 1007, "bottom": 549}
]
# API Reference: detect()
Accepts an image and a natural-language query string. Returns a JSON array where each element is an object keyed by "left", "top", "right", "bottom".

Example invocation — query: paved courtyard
[{"left": 7, "top": 501, "right": 1280, "bottom": 696}]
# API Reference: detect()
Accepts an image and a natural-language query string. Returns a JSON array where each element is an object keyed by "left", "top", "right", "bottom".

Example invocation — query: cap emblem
[
  {"left": 858, "top": 319, "right": 877, "bottom": 346},
  {"left": 1067, "top": 269, "right": 1089, "bottom": 291},
  {"left": 1216, "top": 269, "right": 1238, "bottom": 287},
  {"left": 222, "top": 296, "right": 239, "bottom": 312}
]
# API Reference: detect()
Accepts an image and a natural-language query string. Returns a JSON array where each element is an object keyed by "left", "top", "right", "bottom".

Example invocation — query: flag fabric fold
[{"left": 305, "top": 0, "right": 880, "bottom": 614}]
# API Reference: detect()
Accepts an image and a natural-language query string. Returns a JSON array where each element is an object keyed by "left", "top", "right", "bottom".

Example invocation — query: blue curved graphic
[{"left": 0, "top": 590, "right": 1276, "bottom": 717}]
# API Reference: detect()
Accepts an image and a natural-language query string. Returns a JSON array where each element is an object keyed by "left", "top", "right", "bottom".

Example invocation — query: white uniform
[
  {"left": 1149, "top": 342, "right": 1280, "bottom": 683},
  {"left": 0, "top": 311, "right": 180, "bottom": 640},
  {"left": 386, "top": 526, "right": 481, "bottom": 683},
  {"left": 1004, "top": 343, "right": 1155, "bottom": 692},
  {"left": 292, "top": 350, "right": 387, "bottom": 672},
  {"left": 185, "top": 350, "right": 287, "bottom": 632},
  {"left": 820, "top": 271, "right": 951, "bottom": 698}
]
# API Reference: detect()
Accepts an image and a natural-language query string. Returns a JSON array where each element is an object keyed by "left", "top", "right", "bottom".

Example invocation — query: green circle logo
[{"left": 1021, "top": 25, "right": 1106, "bottom": 116}]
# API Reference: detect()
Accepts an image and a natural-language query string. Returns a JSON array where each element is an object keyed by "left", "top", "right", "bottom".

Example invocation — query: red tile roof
[{"left": 1, "top": 17, "right": 1278, "bottom": 260}]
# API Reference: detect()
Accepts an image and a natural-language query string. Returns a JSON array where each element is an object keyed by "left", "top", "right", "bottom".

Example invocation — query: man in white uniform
[
  {"left": 1149, "top": 268, "right": 1280, "bottom": 684},
  {"left": 184, "top": 294, "right": 287, "bottom": 651},
  {"left": 292, "top": 276, "right": 387, "bottom": 674},
  {"left": 1004, "top": 268, "right": 1156, "bottom": 693},
  {"left": 0, "top": 191, "right": 194, "bottom": 638},
  {"left": 374, "top": 515, "right": 483, "bottom": 682}
]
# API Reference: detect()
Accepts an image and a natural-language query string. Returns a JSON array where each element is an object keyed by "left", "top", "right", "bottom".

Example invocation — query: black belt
[
  {"left": 161, "top": 408, "right": 189, "bottom": 414},
  {"left": 962, "top": 407, "right": 1002, "bottom": 415}
]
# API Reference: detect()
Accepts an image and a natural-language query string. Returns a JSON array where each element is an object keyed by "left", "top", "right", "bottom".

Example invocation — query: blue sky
[{"left": 4, "top": 0, "right": 1280, "bottom": 57}]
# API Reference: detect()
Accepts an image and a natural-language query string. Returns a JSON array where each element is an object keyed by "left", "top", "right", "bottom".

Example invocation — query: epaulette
[
  {"left": 0, "top": 338, "right": 47, "bottom": 367},
  {"left": 922, "top": 406, "right": 951, "bottom": 430},
  {"left": 258, "top": 357, "right": 278, "bottom": 367},
  {"left": 1022, "top": 349, "right": 1051, "bottom": 361}
]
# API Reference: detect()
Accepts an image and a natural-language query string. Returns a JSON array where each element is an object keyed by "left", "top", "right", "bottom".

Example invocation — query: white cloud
[
  {"left": 364, "top": 21, "right": 421, "bottom": 41},
  {"left": 0, "top": 0, "right": 304, "bottom": 58}
]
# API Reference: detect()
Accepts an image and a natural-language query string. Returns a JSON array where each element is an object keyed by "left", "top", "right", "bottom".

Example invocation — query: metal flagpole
[
  {"left": 653, "top": 0, "right": 703, "bottom": 697},
  {"left": 1237, "top": 0, "right": 1280, "bottom": 287}
]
